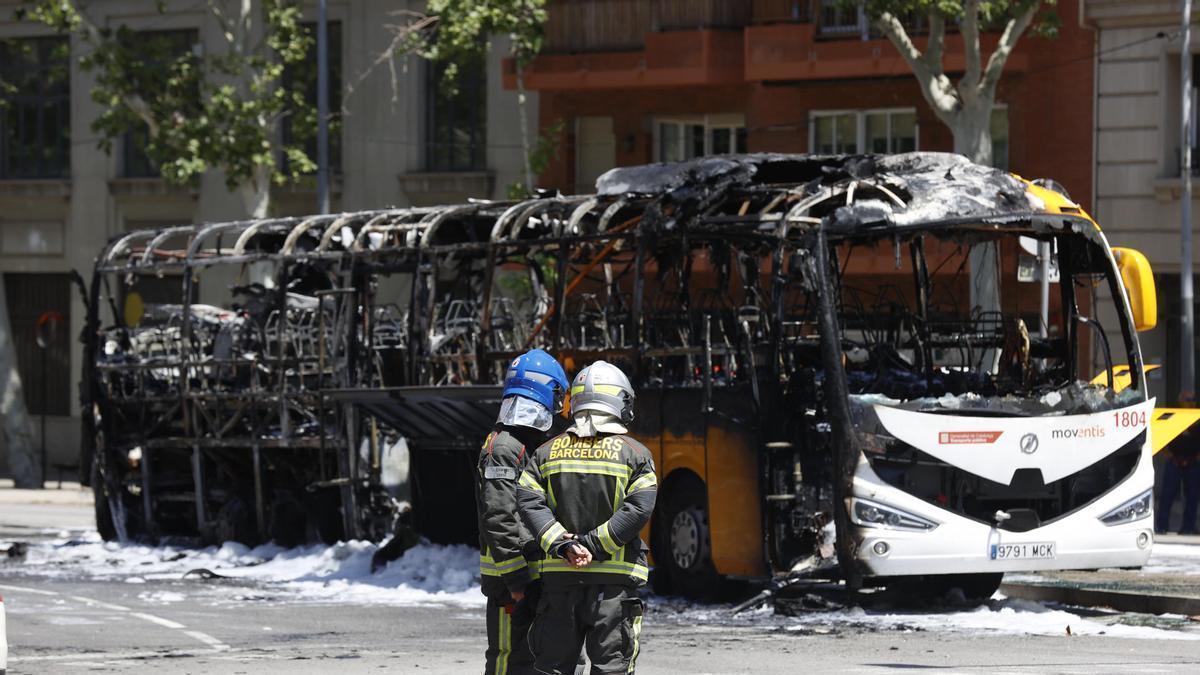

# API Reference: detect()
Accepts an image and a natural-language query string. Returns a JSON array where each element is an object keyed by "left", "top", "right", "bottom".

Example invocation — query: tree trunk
[
  {"left": 239, "top": 166, "right": 272, "bottom": 219},
  {"left": 950, "top": 102, "right": 1001, "bottom": 370},
  {"left": 0, "top": 275, "right": 41, "bottom": 488},
  {"left": 516, "top": 65, "right": 534, "bottom": 194}
]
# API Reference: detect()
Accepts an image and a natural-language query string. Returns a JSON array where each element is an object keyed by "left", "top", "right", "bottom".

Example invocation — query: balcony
[
  {"left": 543, "top": 0, "right": 752, "bottom": 54},
  {"left": 509, "top": 0, "right": 1025, "bottom": 91}
]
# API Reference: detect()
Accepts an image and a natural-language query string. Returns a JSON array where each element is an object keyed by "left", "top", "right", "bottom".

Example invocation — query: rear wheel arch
[{"left": 651, "top": 469, "right": 719, "bottom": 598}]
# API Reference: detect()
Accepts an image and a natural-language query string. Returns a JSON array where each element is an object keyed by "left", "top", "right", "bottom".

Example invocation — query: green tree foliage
[
  {"left": 17, "top": 0, "right": 322, "bottom": 216},
  {"left": 407, "top": 0, "right": 549, "bottom": 192},
  {"left": 415, "top": 0, "right": 547, "bottom": 82}
]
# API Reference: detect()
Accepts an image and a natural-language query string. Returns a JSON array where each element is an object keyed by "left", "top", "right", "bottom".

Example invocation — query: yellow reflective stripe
[
  {"left": 596, "top": 522, "right": 622, "bottom": 555},
  {"left": 570, "top": 383, "right": 625, "bottom": 396},
  {"left": 540, "top": 558, "right": 648, "bottom": 581},
  {"left": 627, "top": 615, "right": 642, "bottom": 673},
  {"left": 519, "top": 471, "right": 545, "bottom": 492},
  {"left": 541, "top": 460, "right": 631, "bottom": 478},
  {"left": 627, "top": 472, "right": 657, "bottom": 494},
  {"left": 481, "top": 549, "right": 533, "bottom": 578},
  {"left": 497, "top": 603, "right": 511, "bottom": 675},
  {"left": 539, "top": 521, "right": 567, "bottom": 552}
]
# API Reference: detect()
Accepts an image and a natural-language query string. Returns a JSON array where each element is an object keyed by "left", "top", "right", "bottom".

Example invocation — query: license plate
[{"left": 989, "top": 542, "right": 1056, "bottom": 560}]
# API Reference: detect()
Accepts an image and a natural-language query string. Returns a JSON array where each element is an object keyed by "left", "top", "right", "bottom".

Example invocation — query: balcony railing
[
  {"left": 543, "top": 0, "right": 753, "bottom": 54},
  {"left": 752, "top": 0, "right": 816, "bottom": 23},
  {"left": 540, "top": 0, "right": 924, "bottom": 55}
]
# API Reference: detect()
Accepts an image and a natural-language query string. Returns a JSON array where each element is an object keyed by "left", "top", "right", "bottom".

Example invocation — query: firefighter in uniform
[
  {"left": 517, "top": 360, "right": 657, "bottom": 675},
  {"left": 477, "top": 349, "right": 570, "bottom": 675}
]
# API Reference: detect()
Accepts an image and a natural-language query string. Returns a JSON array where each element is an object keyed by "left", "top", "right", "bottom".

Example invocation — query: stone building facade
[
  {"left": 0, "top": 0, "right": 534, "bottom": 477},
  {"left": 1086, "top": 0, "right": 1196, "bottom": 400}
]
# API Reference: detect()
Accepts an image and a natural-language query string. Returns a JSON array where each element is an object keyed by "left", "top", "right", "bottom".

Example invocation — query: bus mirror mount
[{"left": 1112, "top": 247, "right": 1157, "bottom": 332}]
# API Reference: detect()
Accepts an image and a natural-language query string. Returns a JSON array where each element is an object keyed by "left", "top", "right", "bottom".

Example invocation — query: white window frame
[
  {"left": 809, "top": 108, "right": 920, "bottom": 155},
  {"left": 652, "top": 114, "right": 746, "bottom": 162}
]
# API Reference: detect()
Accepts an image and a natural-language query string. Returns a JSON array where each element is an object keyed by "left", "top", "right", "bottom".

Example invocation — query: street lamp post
[{"left": 317, "top": 0, "right": 330, "bottom": 215}]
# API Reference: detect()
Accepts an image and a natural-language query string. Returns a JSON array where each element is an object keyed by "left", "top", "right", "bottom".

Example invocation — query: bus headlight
[
  {"left": 852, "top": 498, "right": 938, "bottom": 531},
  {"left": 1099, "top": 490, "right": 1152, "bottom": 526}
]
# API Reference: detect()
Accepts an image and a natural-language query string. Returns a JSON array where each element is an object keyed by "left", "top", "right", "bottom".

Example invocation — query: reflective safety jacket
[
  {"left": 517, "top": 432, "right": 658, "bottom": 587},
  {"left": 476, "top": 427, "right": 542, "bottom": 599}
]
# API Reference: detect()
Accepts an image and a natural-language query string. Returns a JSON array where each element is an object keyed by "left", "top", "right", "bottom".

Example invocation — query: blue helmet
[{"left": 503, "top": 349, "right": 570, "bottom": 413}]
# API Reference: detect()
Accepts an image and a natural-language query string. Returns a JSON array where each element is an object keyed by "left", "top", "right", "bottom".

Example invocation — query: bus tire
[
  {"left": 92, "top": 462, "right": 117, "bottom": 542},
  {"left": 655, "top": 476, "right": 718, "bottom": 599}
]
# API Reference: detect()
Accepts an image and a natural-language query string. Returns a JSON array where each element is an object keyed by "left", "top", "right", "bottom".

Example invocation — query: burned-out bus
[{"left": 82, "top": 153, "right": 1159, "bottom": 599}]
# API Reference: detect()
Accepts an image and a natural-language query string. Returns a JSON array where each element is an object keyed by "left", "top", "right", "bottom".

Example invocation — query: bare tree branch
[
  {"left": 981, "top": 1, "right": 1041, "bottom": 94},
  {"left": 875, "top": 11, "right": 957, "bottom": 118},
  {"left": 925, "top": 12, "right": 945, "bottom": 77},
  {"left": 960, "top": 0, "right": 982, "bottom": 90},
  {"left": 62, "top": 1, "right": 162, "bottom": 135},
  {"left": 343, "top": 11, "right": 437, "bottom": 109}
]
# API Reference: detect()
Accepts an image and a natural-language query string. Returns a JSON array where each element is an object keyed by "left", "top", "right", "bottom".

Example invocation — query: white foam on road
[
  {"left": 661, "top": 595, "right": 1200, "bottom": 641},
  {"left": 780, "top": 598, "right": 1200, "bottom": 641},
  {"left": 15, "top": 531, "right": 484, "bottom": 608}
]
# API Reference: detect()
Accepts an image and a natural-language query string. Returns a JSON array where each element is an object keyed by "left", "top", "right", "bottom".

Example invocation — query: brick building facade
[{"left": 511, "top": 0, "right": 1096, "bottom": 211}]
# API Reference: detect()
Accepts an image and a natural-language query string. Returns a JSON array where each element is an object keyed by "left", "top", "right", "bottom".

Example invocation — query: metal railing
[{"left": 543, "top": 0, "right": 753, "bottom": 54}]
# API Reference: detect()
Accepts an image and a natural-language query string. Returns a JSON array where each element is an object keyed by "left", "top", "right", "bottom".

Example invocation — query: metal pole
[
  {"left": 1182, "top": 0, "right": 1195, "bottom": 401},
  {"left": 40, "top": 348, "right": 47, "bottom": 488},
  {"left": 1038, "top": 241, "right": 1051, "bottom": 338},
  {"left": 316, "top": 0, "right": 331, "bottom": 215}
]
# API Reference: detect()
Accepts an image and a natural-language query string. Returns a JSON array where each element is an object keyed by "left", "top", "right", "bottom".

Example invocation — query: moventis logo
[{"left": 1050, "top": 426, "right": 1106, "bottom": 440}]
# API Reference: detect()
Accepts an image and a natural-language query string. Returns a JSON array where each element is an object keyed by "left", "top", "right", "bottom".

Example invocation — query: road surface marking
[
  {"left": 0, "top": 583, "right": 58, "bottom": 596},
  {"left": 0, "top": 582, "right": 230, "bottom": 653},
  {"left": 184, "top": 630, "right": 228, "bottom": 649},
  {"left": 131, "top": 612, "right": 186, "bottom": 629},
  {"left": 68, "top": 595, "right": 130, "bottom": 611}
]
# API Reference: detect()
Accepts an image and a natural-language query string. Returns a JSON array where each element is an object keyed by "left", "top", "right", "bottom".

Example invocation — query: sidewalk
[
  {"left": 1002, "top": 533, "right": 1200, "bottom": 615},
  {"left": 0, "top": 479, "right": 93, "bottom": 507}
]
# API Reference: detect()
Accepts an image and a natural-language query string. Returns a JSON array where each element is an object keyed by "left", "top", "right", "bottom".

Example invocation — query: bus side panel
[{"left": 706, "top": 399, "right": 767, "bottom": 578}]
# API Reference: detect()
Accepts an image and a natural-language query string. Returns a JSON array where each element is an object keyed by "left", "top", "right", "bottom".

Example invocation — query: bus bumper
[{"left": 850, "top": 456, "right": 1155, "bottom": 577}]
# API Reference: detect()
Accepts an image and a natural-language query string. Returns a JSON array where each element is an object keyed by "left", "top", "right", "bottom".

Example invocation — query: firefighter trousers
[
  {"left": 528, "top": 584, "right": 643, "bottom": 675},
  {"left": 485, "top": 586, "right": 539, "bottom": 675}
]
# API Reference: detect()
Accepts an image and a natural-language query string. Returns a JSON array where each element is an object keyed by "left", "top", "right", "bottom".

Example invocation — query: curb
[{"left": 1001, "top": 582, "right": 1200, "bottom": 615}]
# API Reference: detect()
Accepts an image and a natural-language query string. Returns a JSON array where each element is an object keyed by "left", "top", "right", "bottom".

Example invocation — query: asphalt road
[{"left": 2, "top": 499, "right": 1200, "bottom": 674}]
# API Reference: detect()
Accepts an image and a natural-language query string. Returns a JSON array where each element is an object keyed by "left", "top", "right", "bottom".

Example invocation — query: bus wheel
[
  {"left": 656, "top": 478, "right": 718, "bottom": 599},
  {"left": 92, "top": 462, "right": 118, "bottom": 542}
]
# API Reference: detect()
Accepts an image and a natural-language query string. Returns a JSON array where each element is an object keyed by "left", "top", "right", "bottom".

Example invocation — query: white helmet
[{"left": 570, "top": 360, "right": 635, "bottom": 424}]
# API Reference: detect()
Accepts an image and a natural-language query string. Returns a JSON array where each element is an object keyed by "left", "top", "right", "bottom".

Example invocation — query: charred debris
[{"left": 82, "top": 152, "right": 1131, "bottom": 588}]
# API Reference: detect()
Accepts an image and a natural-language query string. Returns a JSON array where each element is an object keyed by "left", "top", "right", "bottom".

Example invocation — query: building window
[
  {"left": 866, "top": 110, "right": 917, "bottom": 154},
  {"left": 654, "top": 115, "right": 746, "bottom": 162},
  {"left": 990, "top": 107, "right": 1009, "bottom": 170},
  {"left": 817, "top": 0, "right": 865, "bottom": 36},
  {"left": 3, "top": 273, "right": 72, "bottom": 416},
  {"left": 281, "top": 21, "right": 343, "bottom": 175},
  {"left": 812, "top": 112, "right": 858, "bottom": 154},
  {"left": 119, "top": 29, "right": 201, "bottom": 178},
  {"left": 0, "top": 37, "right": 70, "bottom": 179},
  {"left": 425, "top": 56, "right": 487, "bottom": 172},
  {"left": 811, "top": 109, "right": 919, "bottom": 154}
]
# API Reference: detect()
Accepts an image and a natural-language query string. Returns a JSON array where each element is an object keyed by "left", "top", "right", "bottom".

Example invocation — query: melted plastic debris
[
  {"left": 851, "top": 381, "right": 1140, "bottom": 417},
  {"left": 595, "top": 152, "right": 1042, "bottom": 234},
  {"left": 596, "top": 155, "right": 757, "bottom": 196}
]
